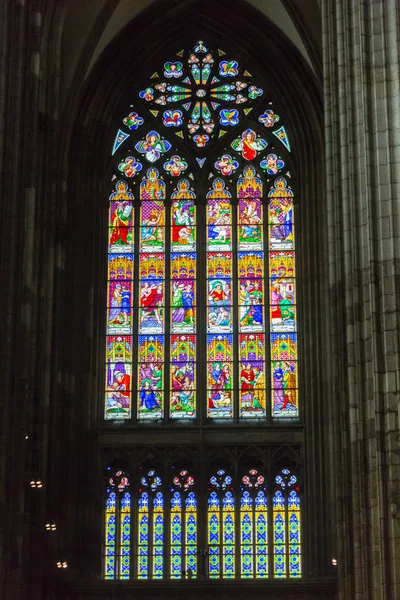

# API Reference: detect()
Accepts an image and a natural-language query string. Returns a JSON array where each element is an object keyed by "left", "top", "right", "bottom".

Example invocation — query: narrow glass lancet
[
  {"left": 105, "top": 470, "right": 131, "bottom": 579},
  {"left": 138, "top": 491, "right": 149, "bottom": 578},
  {"left": 240, "top": 469, "right": 267, "bottom": 578},
  {"left": 105, "top": 491, "right": 116, "bottom": 579},
  {"left": 105, "top": 181, "right": 134, "bottom": 420},
  {"left": 138, "top": 168, "right": 165, "bottom": 420},
  {"left": 120, "top": 492, "right": 131, "bottom": 579},
  {"left": 170, "top": 179, "right": 196, "bottom": 419},
  {"left": 208, "top": 491, "right": 220, "bottom": 578},
  {"left": 206, "top": 179, "right": 234, "bottom": 419},
  {"left": 237, "top": 167, "right": 266, "bottom": 418},
  {"left": 138, "top": 470, "right": 163, "bottom": 579},
  {"left": 240, "top": 491, "right": 253, "bottom": 578},
  {"left": 273, "top": 469, "right": 301, "bottom": 578},
  {"left": 153, "top": 491, "right": 164, "bottom": 578},
  {"left": 268, "top": 178, "right": 298, "bottom": 417},
  {"left": 171, "top": 470, "right": 197, "bottom": 578},
  {"left": 208, "top": 470, "right": 235, "bottom": 578}
]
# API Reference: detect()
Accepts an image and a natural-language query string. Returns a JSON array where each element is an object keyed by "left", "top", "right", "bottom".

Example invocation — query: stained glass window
[
  {"left": 104, "top": 470, "right": 131, "bottom": 579},
  {"left": 208, "top": 470, "right": 235, "bottom": 578},
  {"left": 273, "top": 469, "right": 301, "bottom": 578},
  {"left": 104, "top": 464, "right": 301, "bottom": 580},
  {"left": 105, "top": 40, "right": 297, "bottom": 422},
  {"left": 171, "top": 470, "right": 197, "bottom": 578}
]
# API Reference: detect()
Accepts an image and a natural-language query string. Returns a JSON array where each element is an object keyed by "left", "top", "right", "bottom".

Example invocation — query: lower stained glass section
[{"left": 104, "top": 467, "right": 300, "bottom": 581}]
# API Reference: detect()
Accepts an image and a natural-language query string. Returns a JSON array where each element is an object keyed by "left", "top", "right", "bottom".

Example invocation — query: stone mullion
[
  {"left": 323, "top": 5, "right": 350, "bottom": 593},
  {"left": 357, "top": 5, "right": 388, "bottom": 598},
  {"left": 324, "top": 0, "right": 400, "bottom": 598},
  {"left": 337, "top": 2, "right": 366, "bottom": 597},
  {"left": 347, "top": 5, "right": 376, "bottom": 599},
  {"left": 0, "top": 3, "right": 48, "bottom": 600},
  {"left": 374, "top": 4, "right": 400, "bottom": 595},
  {"left": 324, "top": 1, "right": 359, "bottom": 597}
]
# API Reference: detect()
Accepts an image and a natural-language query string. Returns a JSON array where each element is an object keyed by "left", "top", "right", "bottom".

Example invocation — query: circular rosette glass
[
  {"left": 135, "top": 130, "right": 172, "bottom": 163},
  {"left": 219, "top": 60, "right": 239, "bottom": 77},
  {"left": 118, "top": 156, "right": 143, "bottom": 177},
  {"left": 193, "top": 134, "right": 209, "bottom": 148},
  {"left": 231, "top": 129, "right": 268, "bottom": 161},
  {"left": 258, "top": 109, "right": 280, "bottom": 127},
  {"left": 133, "top": 42, "right": 266, "bottom": 150},
  {"left": 163, "top": 155, "right": 188, "bottom": 177},
  {"left": 260, "top": 153, "right": 285, "bottom": 175},
  {"left": 164, "top": 61, "right": 183, "bottom": 79},
  {"left": 139, "top": 87, "right": 154, "bottom": 102},
  {"left": 248, "top": 85, "right": 263, "bottom": 99},
  {"left": 163, "top": 109, "right": 183, "bottom": 127},
  {"left": 219, "top": 108, "right": 239, "bottom": 127},
  {"left": 122, "top": 111, "right": 144, "bottom": 130},
  {"left": 214, "top": 154, "right": 239, "bottom": 176}
]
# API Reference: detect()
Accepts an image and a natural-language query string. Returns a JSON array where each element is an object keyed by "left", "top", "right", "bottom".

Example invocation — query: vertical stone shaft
[{"left": 323, "top": 0, "right": 400, "bottom": 598}]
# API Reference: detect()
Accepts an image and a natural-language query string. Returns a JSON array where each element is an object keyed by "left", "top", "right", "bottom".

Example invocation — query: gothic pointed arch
[{"left": 55, "top": 0, "right": 333, "bottom": 594}]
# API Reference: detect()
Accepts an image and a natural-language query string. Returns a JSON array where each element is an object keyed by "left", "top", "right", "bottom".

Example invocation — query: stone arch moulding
[{"left": 50, "top": 0, "right": 334, "bottom": 594}]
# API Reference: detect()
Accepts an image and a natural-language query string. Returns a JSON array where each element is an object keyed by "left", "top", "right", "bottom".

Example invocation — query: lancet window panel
[
  {"left": 105, "top": 40, "right": 298, "bottom": 423},
  {"left": 104, "top": 466, "right": 300, "bottom": 580}
]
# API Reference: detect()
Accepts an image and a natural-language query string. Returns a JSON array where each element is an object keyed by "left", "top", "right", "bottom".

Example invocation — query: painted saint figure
[
  {"left": 232, "top": 129, "right": 267, "bottom": 161},
  {"left": 109, "top": 201, "right": 132, "bottom": 247}
]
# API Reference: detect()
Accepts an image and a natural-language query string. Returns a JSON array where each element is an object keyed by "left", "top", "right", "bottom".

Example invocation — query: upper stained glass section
[{"left": 138, "top": 41, "right": 264, "bottom": 150}]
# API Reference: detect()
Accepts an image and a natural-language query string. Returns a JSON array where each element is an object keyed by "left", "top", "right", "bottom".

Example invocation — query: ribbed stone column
[{"left": 323, "top": 1, "right": 400, "bottom": 598}]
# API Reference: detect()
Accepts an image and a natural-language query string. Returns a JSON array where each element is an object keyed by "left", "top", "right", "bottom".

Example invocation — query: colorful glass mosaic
[
  {"left": 105, "top": 41, "right": 299, "bottom": 433},
  {"left": 137, "top": 42, "right": 264, "bottom": 149}
]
